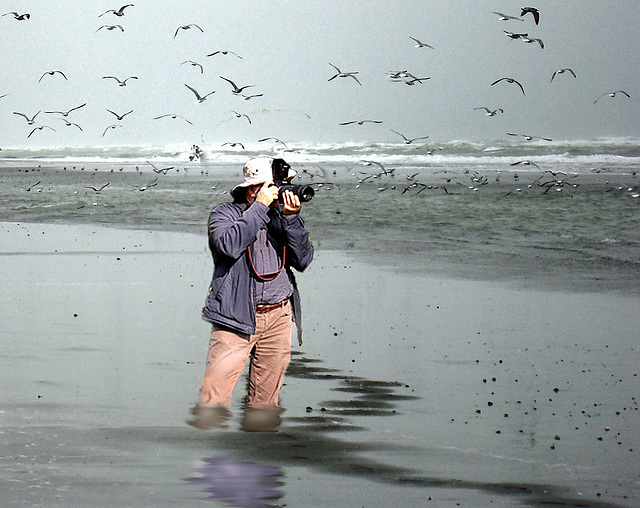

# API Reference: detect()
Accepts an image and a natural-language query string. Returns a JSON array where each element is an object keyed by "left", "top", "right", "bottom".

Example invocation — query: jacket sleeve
[
  {"left": 209, "top": 202, "right": 270, "bottom": 259},
  {"left": 281, "top": 213, "right": 314, "bottom": 272}
]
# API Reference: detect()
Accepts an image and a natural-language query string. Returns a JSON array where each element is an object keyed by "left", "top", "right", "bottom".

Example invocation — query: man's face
[{"left": 245, "top": 183, "right": 263, "bottom": 204}]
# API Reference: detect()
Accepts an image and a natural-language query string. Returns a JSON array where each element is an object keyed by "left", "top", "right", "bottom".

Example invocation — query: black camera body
[{"left": 272, "top": 158, "right": 314, "bottom": 203}]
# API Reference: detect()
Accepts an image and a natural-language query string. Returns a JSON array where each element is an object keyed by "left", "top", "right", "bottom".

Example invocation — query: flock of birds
[{"left": 1, "top": 4, "right": 633, "bottom": 150}]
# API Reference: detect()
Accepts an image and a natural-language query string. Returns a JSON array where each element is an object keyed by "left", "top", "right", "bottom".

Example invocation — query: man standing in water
[{"left": 189, "top": 156, "right": 314, "bottom": 431}]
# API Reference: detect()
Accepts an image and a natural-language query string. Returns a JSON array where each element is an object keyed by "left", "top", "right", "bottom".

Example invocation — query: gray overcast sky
[{"left": 1, "top": 0, "right": 639, "bottom": 148}]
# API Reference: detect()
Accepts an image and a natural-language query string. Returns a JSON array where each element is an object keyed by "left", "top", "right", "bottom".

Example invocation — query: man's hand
[
  {"left": 281, "top": 189, "right": 301, "bottom": 215},
  {"left": 255, "top": 183, "right": 279, "bottom": 207}
]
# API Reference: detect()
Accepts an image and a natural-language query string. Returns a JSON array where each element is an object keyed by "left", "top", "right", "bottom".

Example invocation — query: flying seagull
[
  {"left": 593, "top": 90, "right": 630, "bottom": 104},
  {"left": 493, "top": 11, "right": 523, "bottom": 21},
  {"left": 220, "top": 76, "right": 255, "bottom": 94},
  {"left": 137, "top": 178, "right": 158, "bottom": 191},
  {"left": 44, "top": 103, "right": 86, "bottom": 117},
  {"left": 503, "top": 30, "right": 528, "bottom": 40},
  {"left": 409, "top": 36, "right": 435, "bottom": 49},
  {"left": 181, "top": 60, "right": 204, "bottom": 73},
  {"left": 240, "top": 93, "right": 263, "bottom": 100},
  {"left": 38, "top": 70, "right": 67, "bottom": 83},
  {"left": 258, "top": 137, "right": 289, "bottom": 150},
  {"left": 14, "top": 111, "right": 41, "bottom": 125},
  {"left": 102, "top": 75, "right": 138, "bottom": 86},
  {"left": 27, "top": 125, "right": 56, "bottom": 138},
  {"left": 339, "top": 120, "right": 383, "bottom": 125},
  {"left": 3, "top": 11, "right": 30, "bottom": 20},
  {"left": 99, "top": 5, "right": 134, "bottom": 17},
  {"left": 55, "top": 118, "right": 83, "bottom": 131},
  {"left": 551, "top": 68, "right": 576, "bottom": 82},
  {"left": 474, "top": 107, "right": 504, "bottom": 116},
  {"left": 510, "top": 160, "right": 540, "bottom": 169},
  {"left": 328, "top": 63, "right": 361, "bottom": 85},
  {"left": 146, "top": 161, "right": 174, "bottom": 174},
  {"left": 231, "top": 111, "right": 251, "bottom": 124},
  {"left": 391, "top": 129, "right": 429, "bottom": 144},
  {"left": 520, "top": 7, "right": 540, "bottom": 25},
  {"left": 153, "top": 113, "right": 193, "bottom": 125},
  {"left": 102, "top": 124, "right": 122, "bottom": 136},
  {"left": 86, "top": 183, "right": 110, "bottom": 192},
  {"left": 207, "top": 50, "right": 242, "bottom": 59},
  {"left": 96, "top": 24, "right": 124, "bottom": 32},
  {"left": 106, "top": 109, "right": 133, "bottom": 120},
  {"left": 491, "top": 77, "right": 526, "bottom": 95},
  {"left": 523, "top": 36, "right": 544, "bottom": 49},
  {"left": 222, "top": 142, "right": 245, "bottom": 149},
  {"left": 174, "top": 24, "right": 203, "bottom": 38},
  {"left": 185, "top": 83, "right": 215, "bottom": 102},
  {"left": 507, "top": 132, "right": 552, "bottom": 141}
]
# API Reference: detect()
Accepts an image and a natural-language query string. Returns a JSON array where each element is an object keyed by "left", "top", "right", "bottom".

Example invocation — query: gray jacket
[{"left": 201, "top": 199, "right": 313, "bottom": 344}]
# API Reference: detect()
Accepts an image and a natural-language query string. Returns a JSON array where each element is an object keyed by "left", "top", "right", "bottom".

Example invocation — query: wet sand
[{"left": 1, "top": 222, "right": 638, "bottom": 507}]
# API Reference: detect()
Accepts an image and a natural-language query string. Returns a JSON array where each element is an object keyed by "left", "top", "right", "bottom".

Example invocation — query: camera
[{"left": 271, "top": 158, "right": 314, "bottom": 203}]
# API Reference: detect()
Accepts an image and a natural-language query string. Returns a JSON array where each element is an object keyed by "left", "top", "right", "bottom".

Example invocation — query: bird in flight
[
  {"left": 207, "top": 50, "right": 242, "bottom": 59},
  {"left": 44, "top": 103, "right": 86, "bottom": 117},
  {"left": 106, "top": 109, "right": 133, "bottom": 120},
  {"left": 27, "top": 125, "right": 56, "bottom": 138},
  {"left": 520, "top": 7, "right": 540, "bottom": 25},
  {"left": 258, "top": 137, "right": 289, "bottom": 150},
  {"left": 14, "top": 111, "right": 41, "bottom": 125},
  {"left": 99, "top": 5, "right": 134, "bottom": 17},
  {"left": 185, "top": 83, "right": 215, "bottom": 103},
  {"left": 409, "top": 36, "right": 435, "bottom": 49},
  {"left": 493, "top": 11, "right": 523, "bottom": 21},
  {"left": 391, "top": 129, "right": 429, "bottom": 144},
  {"left": 96, "top": 24, "right": 124, "bottom": 32},
  {"left": 86, "top": 183, "right": 110, "bottom": 192},
  {"left": 503, "top": 30, "right": 528, "bottom": 40},
  {"left": 146, "top": 161, "right": 174, "bottom": 174},
  {"left": 153, "top": 113, "right": 193, "bottom": 125},
  {"left": 551, "top": 68, "right": 576, "bottom": 82},
  {"left": 593, "top": 90, "right": 630, "bottom": 104},
  {"left": 523, "top": 37, "right": 544, "bottom": 49},
  {"left": 474, "top": 107, "right": 504, "bottom": 116},
  {"left": 491, "top": 77, "right": 526, "bottom": 95},
  {"left": 328, "top": 63, "right": 361, "bottom": 85},
  {"left": 220, "top": 76, "right": 255, "bottom": 94},
  {"left": 102, "top": 124, "right": 122, "bottom": 136},
  {"left": 102, "top": 75, "right": 138, "bottom": 86},
  {"left": 240, "top": 93, "right": 263, "bottom": 100},
  {"left": 137, "top": 178, "right": 158, "bottom": 191},
  {"left": 55, "top": 118, "right": 83, "bottom": 131},
  {"left": 39, "top": 70, "right": 67, "bottom": 83},
  {"left": 510, "top": 160, "right": 540, "bottom": 169},
  {"left": 507, "top": 133, "right": 552, "bottom": 141},
  {"left": 339, "top": 120, "right": 383, "bottom": 125},
  {"left": 3, "top": 11, "right": 30, "bottom": 20},
  {"left": 222, "top": 142, "right": 245, "bottom": 150},
  {"left": 181, "top": 60, "right": 204, "bottom": 74},
  {"left": 231, "top": 111, "right": 251, "bottom": 124},
  {"left": 174, "top": 24, "right": 203, "bottom": 38}
]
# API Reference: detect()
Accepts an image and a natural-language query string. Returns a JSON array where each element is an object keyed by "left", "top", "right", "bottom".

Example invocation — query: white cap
[{"left": 230, "top": 157, "right": 296, "bottom": 197}]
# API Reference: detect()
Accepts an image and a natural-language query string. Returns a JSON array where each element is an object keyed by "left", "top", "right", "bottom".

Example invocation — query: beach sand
[{"left": 1, "top": 222, "right": 638, "bottom": 507}]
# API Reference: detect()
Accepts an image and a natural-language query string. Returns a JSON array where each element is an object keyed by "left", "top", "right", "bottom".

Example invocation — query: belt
[{"left": 256, "top": 299, "right": 289, "bottom": 313}]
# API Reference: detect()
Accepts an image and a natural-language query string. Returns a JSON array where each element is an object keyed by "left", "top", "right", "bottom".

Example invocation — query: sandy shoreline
[{"left": 1, "top": 222, "right": 638, "bottom": 507}]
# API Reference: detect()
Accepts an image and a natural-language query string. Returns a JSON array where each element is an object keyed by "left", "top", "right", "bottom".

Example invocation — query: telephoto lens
[{"left": 278, "top": 184, "right": 314, "bottom": 202}]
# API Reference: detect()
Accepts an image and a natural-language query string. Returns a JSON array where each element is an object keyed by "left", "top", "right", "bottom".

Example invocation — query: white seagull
[
  {"left": 174, "top": 24, "right": 203, "bottom": 38},
  {"left": 493, "top": 11, "right": 523, "bottom": 21},
  {"left": 102, "top": 75, "right": 138, "bottom": 86},
  {"left": 491, "top": 77, "right": 526, "bottom": 95},
  {"left": 38, "top": 70, "right": 67, "bottom": 83},
  {"left": 391, "top": 129, "right": 429, "bottom": 144},
  {"left": 474, "top": 107, "right": 504, "bottom": 116},
  {"left": 328, "top": 63, "right": 361, "bottom": 85},
  {"left": 593, "top": 90, "right": 630, "bottom": 104},
  {"left": 153, "top": 113, "right": 193, "bottom": 125},
  {"left": 181, "top": 60, "right": 204, "bottom": 74},
  {"left": 14, "top": 110, "right": 41, "bottom": 125},
  {"left": 409, "top": 36, "right": 435, "bottom": 49},
  {"left": 99, "top": 5, "right": 134, "bottom": 17},
  {"left": 106, "top": 109, "right": 133, "bottom": 120},
  {"left": 339, "top": 120, "right": 383, "bottom": 125},
  {"left": 27, "top": 125, "right": 56, "bottom": 138},
  {"left": 220, "top": 76, "right": 255, "bottom": 94},
  {"left": 550, "top": 68, "right": 576, "bottom": 82},
  {"left": 96, "top": 24, "right": 124, "bottom": 32},
  {"left": 185, "top": 83, "right": 215, "bottom": 103},
  {"left": 44, "top": 103, "right": 86, "bottom": 117},
  {"left": 207, "top": 50, "right": 242, "bottom": 59}
]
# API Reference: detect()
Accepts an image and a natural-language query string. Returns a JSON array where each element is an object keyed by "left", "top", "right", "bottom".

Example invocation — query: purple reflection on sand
[{"left": 185, "top": 456, "right": 283, "bottom": 508}]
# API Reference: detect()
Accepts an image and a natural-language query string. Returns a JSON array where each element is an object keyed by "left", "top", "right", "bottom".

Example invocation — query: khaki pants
[{"left": 198, "top": 300, "right": 293, "bottom": 408}]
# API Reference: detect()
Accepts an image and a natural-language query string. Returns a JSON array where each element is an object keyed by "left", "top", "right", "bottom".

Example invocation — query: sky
[{"left": 1, "top": 0, "right": 639, "bottom": 149}]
